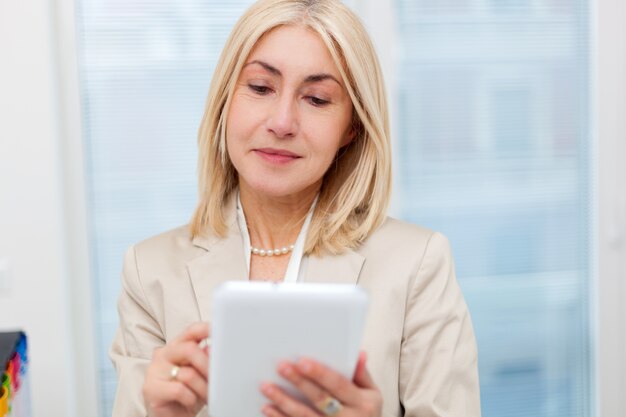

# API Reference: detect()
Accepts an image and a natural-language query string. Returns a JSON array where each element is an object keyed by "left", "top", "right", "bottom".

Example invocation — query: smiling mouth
[{"left": 254, "top": 148, "right": 302, "bottom": 164}]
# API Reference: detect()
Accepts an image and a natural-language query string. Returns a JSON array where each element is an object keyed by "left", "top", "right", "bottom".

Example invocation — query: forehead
[{"left": 246, "top": 25, "right": 342, "bottom": 79}]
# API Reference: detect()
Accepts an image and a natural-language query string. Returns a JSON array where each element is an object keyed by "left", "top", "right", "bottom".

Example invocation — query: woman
[{"left": 110, "top": 0, "right": 480, "bottom": 416}]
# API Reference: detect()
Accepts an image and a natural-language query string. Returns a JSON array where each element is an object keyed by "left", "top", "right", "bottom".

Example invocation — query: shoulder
[
  {"left": 127, "top": 224, "right": 206, "bottom": 273},
  {"left": 368, "top": 217, "right": 433, "bottom": 242},
  {"left": 357, "top": 217, "right": 454, "bottom": 280},
  {"left": 133, "top": 224, "right": 197, "bottom": 254},
  {"left": 361, "top": 216, "right": 450, "bottom": 254}
]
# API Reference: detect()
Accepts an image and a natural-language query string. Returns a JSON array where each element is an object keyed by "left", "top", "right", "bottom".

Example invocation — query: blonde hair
[{"left": 190, "top": 0, "right": 392, "bottom": 255}]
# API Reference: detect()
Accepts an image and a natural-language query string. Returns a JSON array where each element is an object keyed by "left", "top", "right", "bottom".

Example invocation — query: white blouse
[{"left": 235, "top": 193, "right": 316, "bottom": 283}]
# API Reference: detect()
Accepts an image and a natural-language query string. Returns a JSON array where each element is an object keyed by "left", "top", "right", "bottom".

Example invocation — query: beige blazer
[{"left": 110, "top": 198, "right": 481, "bottom": 417}]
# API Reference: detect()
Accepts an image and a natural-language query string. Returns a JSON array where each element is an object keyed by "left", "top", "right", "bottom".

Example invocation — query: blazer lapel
[
  {"left": 187, "top": 233, "right": 248, "bottom": 322},
  {"left": 187, "top": 195, "right": 247, "bottom": 322},
  {"left": 303, "top": 249, "right": 365, "bottom": 285}
]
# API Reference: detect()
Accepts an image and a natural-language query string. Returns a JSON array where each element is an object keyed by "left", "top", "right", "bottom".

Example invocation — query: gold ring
[
  {"left": 318, "top": 396, "right": 342, "bottom": 416},
  {"left": 169, "top": 365, "right": 180, "bottom": 381}
]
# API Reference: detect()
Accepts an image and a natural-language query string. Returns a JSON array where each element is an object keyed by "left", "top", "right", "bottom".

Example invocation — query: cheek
[
  {"left": 225, "top": 99, "right": 243, "bottom": 140},
  {"left": 225, "top": 114, "right": 246, "bottom": 167},
  {"left": 225, "top": 101, "right": 251, "bottom": 156},
  {"left": 306, "top": 117, "right": 352, "bottom": 161},
  {"left": 306, "top": 138, "right": 344, "bottom": 174},
  {"left": 226, "top": 94, "right": 266, "bottom": 143}
]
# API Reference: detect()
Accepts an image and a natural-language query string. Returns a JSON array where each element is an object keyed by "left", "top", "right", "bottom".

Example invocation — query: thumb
[{"left": 353, "top": 351, "right": 376, "bottom": 389}]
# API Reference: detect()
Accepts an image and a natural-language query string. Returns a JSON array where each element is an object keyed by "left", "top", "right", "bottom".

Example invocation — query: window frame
[
  {"left": 54, "top": 0, "right": 101, "bottom": 416},
  {"left": 593, "top": 0, "right": 626, "bottom": 416}
]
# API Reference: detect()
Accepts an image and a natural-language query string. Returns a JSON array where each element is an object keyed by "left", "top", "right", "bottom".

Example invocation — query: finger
[
  {"left": 173, "top": 365, "right": 208, "bottom": 403},
  {"left": 159, "top": 341, "right": 210, "bottom": 379},
  {"left": 145, "top": 378, "right": 202, "bottom": 413},
  {"left": 262, "top": 404, "right": 289, "bottom": 417},
  {"left": 353, "top": 351, "right": 376, "bottom": 389},
  {"left": 173, "top": 322, "right": 210, "bottom": 344},
  {"left": 295, "top": 358, "right": 359, "bottom": 405},
  {"left": 277, "top": 362, "right": 331, "bottom": 409},
  {"left": 166, "top": 341, "right": 209, "bottom": 378},
  {"left": 260, "top": 383, "right": 321, "bottom": 417}
]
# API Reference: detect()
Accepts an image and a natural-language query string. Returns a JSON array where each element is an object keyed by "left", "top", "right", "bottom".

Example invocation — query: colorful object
[
  {"left": 0, "top": 385, "right": 8, "bottom": 417},
  {"left": 0, "top": 332, "right": 28, "bottom": 417},
  {"left": 1, "top": 373, "right": 9, "bottom": 404}
]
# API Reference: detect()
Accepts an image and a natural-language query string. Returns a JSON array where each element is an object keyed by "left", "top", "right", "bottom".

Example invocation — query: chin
[
  {"left": 252, "top": 183, "right": 303, "bottom": 199},
  {"left": 241, "top": 176, "right": 318, "bottom": 199}
]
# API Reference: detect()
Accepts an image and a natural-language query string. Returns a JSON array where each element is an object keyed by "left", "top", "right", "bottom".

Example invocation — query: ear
[{"left": 340, "top": 124, "right": 358, "bottom": 148}]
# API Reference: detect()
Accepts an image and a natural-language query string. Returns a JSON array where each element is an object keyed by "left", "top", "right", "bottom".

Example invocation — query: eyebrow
[{"left": 244, "top": 60, "right": 342, "bottom": 86}]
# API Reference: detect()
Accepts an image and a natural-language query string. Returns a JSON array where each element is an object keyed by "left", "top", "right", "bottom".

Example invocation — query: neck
[{"left": 239, "top": 181, "right": 319, "bottom": 250}]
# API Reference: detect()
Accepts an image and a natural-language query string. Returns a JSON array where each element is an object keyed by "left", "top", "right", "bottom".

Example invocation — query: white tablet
[{"left": 208, "top": 281, "right": 369, "bottom": 417}]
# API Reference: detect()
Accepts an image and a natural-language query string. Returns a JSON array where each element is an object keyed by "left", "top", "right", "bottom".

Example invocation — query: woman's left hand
[{"left": 260, "top": 351, "right": 382, "bottom": 417}]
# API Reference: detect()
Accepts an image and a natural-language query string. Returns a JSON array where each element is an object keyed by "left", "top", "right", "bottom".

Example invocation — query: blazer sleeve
[
  {"left": 110, "top": 245, "right": 165, "bottom": 417},
  {"left": 399, "top": 232, "right": 481, "bottom": 416}
]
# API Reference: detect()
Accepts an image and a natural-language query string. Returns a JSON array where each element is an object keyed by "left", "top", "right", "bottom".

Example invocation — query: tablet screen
[{"left": 209, "top": 282, "right": 369, "bottom": 417}]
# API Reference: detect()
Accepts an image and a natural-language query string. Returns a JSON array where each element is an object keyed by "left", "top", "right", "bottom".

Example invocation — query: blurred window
[
  {"left": 394, "top": 1, "right": 591, "bottom": 416},
  {"left": 76, "top": 1, "right": 591, "bottom": 416}
]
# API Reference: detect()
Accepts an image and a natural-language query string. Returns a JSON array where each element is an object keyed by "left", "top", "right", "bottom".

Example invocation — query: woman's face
[{"left": 226, "top": 25, "right": 354, "bottom": 199}]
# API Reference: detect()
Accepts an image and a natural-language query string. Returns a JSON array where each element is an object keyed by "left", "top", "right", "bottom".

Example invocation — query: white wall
[
  {"left": 0, "top": 1, "right": 94, "bottom": 416},
  {"left": 595, "top": 0, "right": 626, "bottom": 416}
]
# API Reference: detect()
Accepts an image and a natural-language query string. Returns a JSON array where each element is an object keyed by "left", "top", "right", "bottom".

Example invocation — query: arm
[
  {"left": 399, "top": 232, "right": 481, "bottom": 417},
  {"left": 110, "top": 246, "right": 210, "bottom": 417},
  {"left": 110, "top": 245, "right": 165, "bottom": 417}
]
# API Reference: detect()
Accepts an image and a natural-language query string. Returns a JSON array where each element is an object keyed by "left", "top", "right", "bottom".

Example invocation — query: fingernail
[
  {"left": 198, "top": 338, "right": 210, "bottom": 350},
  {"left": 260, "top": 383, "right": 273, "bottom": 395},
  {"left": 278, "top": 363, "right": 294, "bottom": 377},
  {"left": 297, "top": 359, "right": 313, "bottom": 373}
]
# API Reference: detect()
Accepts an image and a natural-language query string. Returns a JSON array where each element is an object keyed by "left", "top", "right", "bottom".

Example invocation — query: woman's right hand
[{"left": 143, "top": 322, "right": 210, "bottom": 417}]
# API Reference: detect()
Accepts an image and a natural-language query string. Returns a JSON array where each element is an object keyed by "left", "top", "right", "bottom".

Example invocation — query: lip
[{"left": 253, "top": 148, "right": 302, "bottom": 164}]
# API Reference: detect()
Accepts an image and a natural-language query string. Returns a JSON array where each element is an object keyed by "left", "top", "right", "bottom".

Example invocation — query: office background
[{"left": 0, "top": 1, "right": 624, "bottom": 417}]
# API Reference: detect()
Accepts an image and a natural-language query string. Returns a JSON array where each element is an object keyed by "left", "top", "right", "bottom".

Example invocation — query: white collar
[{"left": 236, "top": 192, "right": 317, "bottom": 282}]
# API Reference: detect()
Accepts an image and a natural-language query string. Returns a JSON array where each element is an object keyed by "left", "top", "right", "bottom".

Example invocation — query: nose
[{"left": 266, "top": 94, "right": 298, "bottom": 139}]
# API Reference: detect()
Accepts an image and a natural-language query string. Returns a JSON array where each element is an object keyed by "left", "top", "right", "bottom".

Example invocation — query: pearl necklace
[{"left": 251, "top": 244, "right": 295, "bottom": 257}]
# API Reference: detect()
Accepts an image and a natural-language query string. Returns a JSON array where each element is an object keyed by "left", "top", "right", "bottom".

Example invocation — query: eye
[
  {"left": 307, "top": 96, "right": 330, "bottom": 107},
  {"left": 248, "top": 84, "right": 272, "bottom": 95}
]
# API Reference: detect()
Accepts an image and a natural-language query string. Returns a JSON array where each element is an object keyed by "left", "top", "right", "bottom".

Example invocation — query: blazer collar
[
  {"left": 186, "top": 192, "right": 365, "bottom": 322},
  {"left": 189, "top": 191, "right": 238, "bottom": 252},
  {"left": 187, "top": 193, "right": 246, "bottom": 321}
]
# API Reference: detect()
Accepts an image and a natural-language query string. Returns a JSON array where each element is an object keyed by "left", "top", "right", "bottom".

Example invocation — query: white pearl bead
[{"left": 251, "top": 243, "right": 295, "bottom": 256}]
